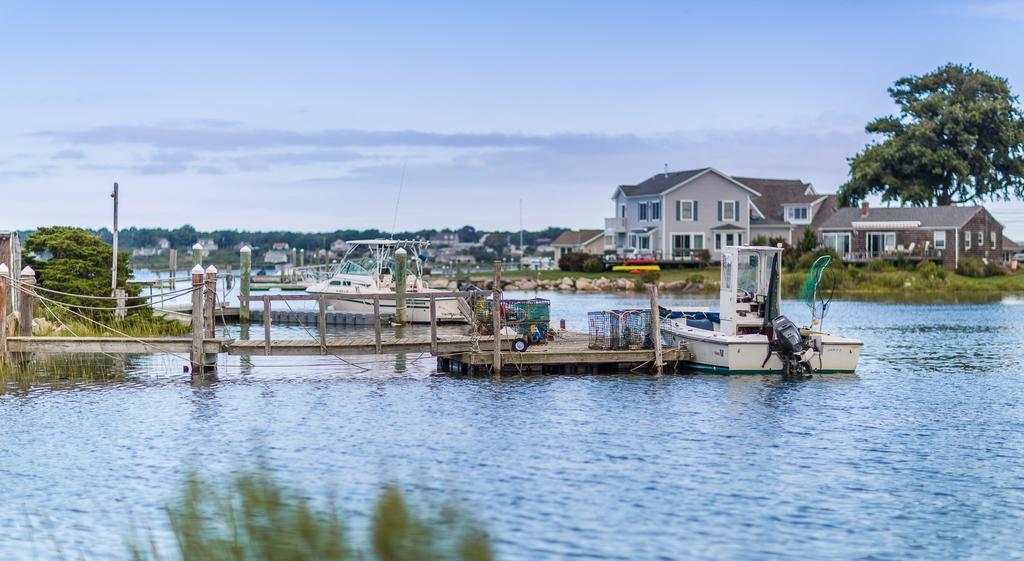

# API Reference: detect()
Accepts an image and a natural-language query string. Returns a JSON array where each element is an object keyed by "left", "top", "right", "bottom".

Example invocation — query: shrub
[
  {"left": 915, "top": 260, "right": 947, "bottom": 280},
  {"left": 957, "top": 257, "right": 988, "bottom": 277},
  {"left": 640, "top": 270, "right": 661, "bottom": 284},
  {"left": 866, "top": 259, "right": 893, "bottom": 273},
  {"left": 581, "top": 256, "right": 605, "bottom": 273},
  {"left": 557, "top": 252, "right": 589, "bottom": 272},
  {"left": 795, "top": 247, "right": 842, "bottom": 270}
]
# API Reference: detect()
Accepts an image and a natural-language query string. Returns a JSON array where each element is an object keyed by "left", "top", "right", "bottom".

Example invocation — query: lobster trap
[
  {"left": 474, "top": 297, "right": 551, "bottom": 344},
  {"left": 588, "top": 310, "right": 652, "bottom": 350}
]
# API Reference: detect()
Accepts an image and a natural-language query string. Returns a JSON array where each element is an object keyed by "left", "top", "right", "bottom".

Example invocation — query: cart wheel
[{"left": 511, "top": 337, "right": 529, "bottom": 353}]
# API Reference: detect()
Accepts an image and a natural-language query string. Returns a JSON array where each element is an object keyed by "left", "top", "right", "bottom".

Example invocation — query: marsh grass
[
  {"left": 0, "top": 354, "right": 127, "bottom": 394},
  {"left": 34, "top": 305, "right": 190, "bottom": 337},
  {"left": 130, "top": 469, "right": 495, "bottom": 561}
]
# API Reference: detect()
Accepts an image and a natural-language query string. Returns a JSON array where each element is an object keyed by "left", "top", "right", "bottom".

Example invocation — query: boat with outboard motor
[
  {"left": 659, "top": 245, "right": 862, "bottom": 375},
  {"left": 304, "top": 239, "right": 468, "bottom": 324}
]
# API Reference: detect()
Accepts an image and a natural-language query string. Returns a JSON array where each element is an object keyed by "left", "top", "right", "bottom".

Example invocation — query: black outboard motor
[{"left": 765, "top": 315, "right": 813, "bottom": 379}]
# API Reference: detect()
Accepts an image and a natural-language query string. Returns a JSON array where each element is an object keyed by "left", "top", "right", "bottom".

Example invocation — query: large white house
[{"left": 605, "top": 168, "right": 837, "bottom": 262}]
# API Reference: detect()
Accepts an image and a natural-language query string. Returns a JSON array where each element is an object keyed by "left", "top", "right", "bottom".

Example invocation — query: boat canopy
[{"left": 347, "top": 239, "right": 430, "bottom": 247}]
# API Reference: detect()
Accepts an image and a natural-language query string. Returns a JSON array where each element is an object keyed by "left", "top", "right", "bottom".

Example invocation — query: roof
[
  {"left": 737, "top": 177, "right": 818, "bottom": 225},
  {"left": 551, "top": 229, "right": 604, "bottom": 247},
  {"left": 1003, "top": 238, "right": 1021, "bottom": 252},
  {"left": 820, "top": 206, "right": 985, "bottom": 230},
  {"left": 618, "top": 168, "right": 709, "bottom": 197},
  {"left": 711, "top": 223, "right": 745, "bottom": 231}
]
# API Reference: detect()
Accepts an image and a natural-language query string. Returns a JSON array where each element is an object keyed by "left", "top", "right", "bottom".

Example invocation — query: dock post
[
  {"left": 204, "top": 265, "right": 217, "bottom": 338},
  {"left": 373, "top": 296, "right": 382, "bottom": 353},
  {"left": 492, "top": 261, "right": 502, "bottom": 375},
  {"left": 263, "top": 295, "right": 272, "bottom": 356},
  {"left": 429, "top": 295, "right": 437, "bottom": 356},
  {"left": 192, "top": 242, "right": 203, "bottom": 267},
  {"left": 18, "top": 267, "right": 35, "bottom": 337},
  {"left": 169, "top": 249, "right": 178, "bottom": 290},
  {"left": 190, "top": 265, "right": 205, "bottom": 375},
  {"left": 239, "top": 245, "right": 251, "bottom": 329},
  {"left": 0, "top": 264, "right": 8, "bottom": 364},
  {"left": 394, "top": 247, "right": 407, "bottom": 325},
  {"left": 318, "top": 295, "right": 327, "bottom": 355},
  {"left": 300, "top": 248, "right": 305, "bottom": 268},
  {"left": 648, "top": 283, "right": 664, "bottom": 375}
]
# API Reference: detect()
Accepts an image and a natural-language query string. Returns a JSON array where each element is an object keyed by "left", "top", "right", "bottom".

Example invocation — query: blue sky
[{"left": 1, "top": 0, "right": 1023, "bottom": 235}]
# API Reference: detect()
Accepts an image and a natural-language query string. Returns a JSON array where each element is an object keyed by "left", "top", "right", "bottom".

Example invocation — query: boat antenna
[{"left": 390, "top": 162, "right": 406, "bottom": 239}]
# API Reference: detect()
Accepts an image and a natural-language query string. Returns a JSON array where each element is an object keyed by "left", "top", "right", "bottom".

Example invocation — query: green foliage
[
  {"left": 866, "top": 259, "right": 894, "bottom": 273},
  {"left": 915, "top": 260, "right": 947, "bottom": 281},
  {"left": 24, "top": 226, "right": 142, "bottom": 321},
  {"left": 581, "top": 256, "right": 605, "bottom": 273},
  {"left": 956, "top": 257, "right": 1005, "bottom": 278},
  {"left": 557, "top": 252, "right": 590, "bottom": 272},
  {"left": 839, "top": 63, "right": 1024, "bottom": 207},
  {"left": 131, "top": 470, "right": 494, "bottom": 561}
]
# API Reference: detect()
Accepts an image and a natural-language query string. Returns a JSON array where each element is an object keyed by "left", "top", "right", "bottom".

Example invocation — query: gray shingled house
[{"left": 818, "top": 203, "right": 1004, "bottom": 269}]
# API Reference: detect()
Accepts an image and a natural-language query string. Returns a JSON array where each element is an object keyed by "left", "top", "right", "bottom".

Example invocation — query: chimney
[{"left": 860, "top": 202, "right": 870, "bottom": 217}]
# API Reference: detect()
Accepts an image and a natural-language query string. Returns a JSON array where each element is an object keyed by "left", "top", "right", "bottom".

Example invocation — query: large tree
[{"left": 838, "top": 63, "right": 1024, "bottom": 207}]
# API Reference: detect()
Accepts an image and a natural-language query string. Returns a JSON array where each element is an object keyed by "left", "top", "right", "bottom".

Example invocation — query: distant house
[
  {"left": 196, "top": 238, "right": 219, "bottom": 251},
  {"left": 156, "top": 238, "right": 171, "bottom": 250},
  {"left": 1002, "top": 238, "right": 1020, "bottom": 265},
  {"left": 272, "top": 242, "right": 290, "bottom": 251},
  {"left": 605, "top": 167, "right": 835, "bottom": 262},
  {"left": 430, "top": 232, "right": 460, "bottom": 246},
  {"left": 552, "top": 229, "right": 605, "bottom": 260},
  {"left": 263, "top": 249, "right": 290, "bottom": 264},
  {"left": 818, "top": 203, "right": 1004, "bottom": 269},
  {"left": 330, "top": 239, "right": 350, "bottom": 253}
]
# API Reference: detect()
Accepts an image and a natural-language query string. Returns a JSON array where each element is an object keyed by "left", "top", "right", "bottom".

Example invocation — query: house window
[
  {"left": 823, "top": 233, "right": 852, "bottom": 256},
  {"left": 629, "top": 234, "right": 637, "bottom": 248},
  {"left": 720, "top": 200, "right": 738, "bottom": 221},
  {"left": 965, "top": 231, "right": 972, "bottom": 250},
  {"left": 651, "top": 201, "right": 661, "bottom": 220},
  {"left": 991, "top": 232, "right": 997, "bottom": 250},
  {"left": 786, "top": 206, "right": 809, "bottom": 222},
  {"left": 677, "top": 200, "right": 696, "bottom": 221},
  {"left": 715, "top": 233, "right": 722, "bottom": 250},
  {"left": 638, "top": 236, "right": 650, "bottom": 251},
  {"left": 620, "top": 204, "right": 626, "bottom": 218},
  {"left": 725, "top": 233, "right": 735, "bottom": 246},
  {"left": 672, "top": 234, "right": 704, "bottom": 256},
  {"left": 933, "top": 231, "right": 946, "bottom": 249},
  {"left": 638, "top": 202, "right": 648, "bottom": 221},
  {"left": 978, "top": 231, "right": 984, "bottom": 247}
]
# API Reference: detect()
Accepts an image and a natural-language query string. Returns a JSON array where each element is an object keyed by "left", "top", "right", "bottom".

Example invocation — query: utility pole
[{"left": 111, "top": 182, "right": 119, "bottom": 293}]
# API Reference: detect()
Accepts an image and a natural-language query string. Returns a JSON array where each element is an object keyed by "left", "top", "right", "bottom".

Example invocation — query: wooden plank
[
  {"left": 492, "top": 261, "right": 502, "bottom": 374},
  {"left": 429, "top": 295, "right": 437, "bottom": 356},
  {"left": 373, "top": 296, "right": 382, "bottom": 354},
  {"left": 318, "top": 296, "right": 327, "bottom": 355},
  {"left": 649, "top": 283, "right": 663, "bottom": 375},
  {"left": 263, "top": 296, "right": 271, "bottom": 356},
  {"left": 8, "top": 337, "right": 224, "bottom": 354}
]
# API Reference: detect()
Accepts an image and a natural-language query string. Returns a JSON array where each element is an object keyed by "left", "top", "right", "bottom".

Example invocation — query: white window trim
[
  {"left": 991, "top": 232, "right": 997, "bottom": 250},
  {"left": 722, "top": 200, "right": 737, "bottom": 221},
  {"left": 785, "top": 205, "right": 811, "bottom": 225},
  {"left": 823, "top": 232, "right": 852, "bottom": 255},
  {"left": 651, "top": 199, "right": 661, "bottom": 221},
  {"left": 638, "top": 202, "right": 648, "bottom": 221},
  {"left": 965, "top": 231, "right": 972, "bottom": 250},
  {"left": 677, "top": 200, "right": 695, "bottom": 222},
  {"left": 933, "top": 230, "right": 946, "bottom": 249}
]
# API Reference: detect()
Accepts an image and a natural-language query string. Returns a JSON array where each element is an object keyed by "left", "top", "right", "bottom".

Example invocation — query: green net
[{"left": 799, "top": 255, "right": 831, "bottom": 308}]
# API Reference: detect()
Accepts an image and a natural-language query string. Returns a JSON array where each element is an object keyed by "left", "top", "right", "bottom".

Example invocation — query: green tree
[
  {"left": 838, "top": 63, "right": 1024, "bottom": 207},
  {"left": 24, "top": 226, "right": 143, "bottom": 320}
]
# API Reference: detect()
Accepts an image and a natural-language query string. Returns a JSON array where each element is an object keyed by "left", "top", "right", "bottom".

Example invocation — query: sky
[{"left": 1, "top": 0, "right": 1023, "bottom": 236}]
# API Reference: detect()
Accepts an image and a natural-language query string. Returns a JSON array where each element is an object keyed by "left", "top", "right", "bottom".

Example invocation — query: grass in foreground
[{"left": 130, "top": 469, "right": 495, "bottom": 561}]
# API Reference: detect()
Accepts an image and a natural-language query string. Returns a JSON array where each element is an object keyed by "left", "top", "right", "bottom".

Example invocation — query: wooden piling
[
  {"left": 168, "top": 249, "right": 178, "bottom": 290},
  {"left": 192, "top": 242, "right": 203, "bottom": 267},
  {"left": 429, "top": 295, "right": 438, "bottom": 355},
  {"left": 318, "top": 295, "right": 327, "bottom": 355},
  {"left": 648, "top": 283, "right": 664, "bottom": 375},
  {"left": 373, "top": 296, "right": 382, "bottom": 353},
  {"left": 0, "top": 264, "right": 8, "bottom": 364},
  {"left": 190, "top": 265, "right": 205, "bottom": 373},
  {"left": 205, "top": 265, "right": 217, "bottom": 338},
  {"left": 239, "top": 246, "right": 251, "bottom": 326},
  {"left": 263, "top": 295, "right": 272, "bottom": 356},
  {"left": 492, "top": 260, "right": 502, "bottom": 375},
  {"left": 114, "top": 289, "right": 127, "bottom": 321},
  {"left": 394, "top": 247, "right": 407, "bottom": 325},
  {"left": 18, "top": 267, "right": 35, "bottom": 337}
]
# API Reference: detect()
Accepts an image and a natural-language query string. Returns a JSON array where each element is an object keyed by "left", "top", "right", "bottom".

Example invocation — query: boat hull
[
  {"left": 662, "top": 322, "right": 862, "bottom": 374},
  {"left": 317, "top": 294, "right": 466, "bottom": 323}
]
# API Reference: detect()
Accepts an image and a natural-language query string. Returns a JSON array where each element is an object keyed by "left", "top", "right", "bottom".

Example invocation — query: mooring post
[
  {"left": 263, "top": 295, "right": 271, "bottom": 356},
  {"left": 168, "top": 248, "right": 178, "bottom": 290},
  {"left": 394, "top": 247, "right": 407, "bottom": 325},
  {"left": 0, "top": 264, "right": 9, "bottom": 364},
  {"left": 192, "top": 242, "right": 203, "bottom": 268},
  {"left": 239, "top": 245, "right": 251, "bottom": 326},
  {"left": 299, "top": 248, "right": 305, "bottom": 268},
  {"left": 429, "top": 294, "right": 438, "bottom": 356},
  {"left": 18, "top": 267, "right": 35, "bottom": 338},
  {"left": 492, "top": 260, "right": 502, "bottom": 375},
  {"left": 373, "top": 295, "right": 382, "bottom": 354},
  {"left": 205, "top": 265, "right": 217, "bottom": 338},
  {"left": 648, "top": 283, "right": 664, "bottom": 375},
  {"left": 190, "top": 265, "right": 205, "bottom": 374},
  {"left": 318, "top": 295, "right": 327, "bottom": 355}
]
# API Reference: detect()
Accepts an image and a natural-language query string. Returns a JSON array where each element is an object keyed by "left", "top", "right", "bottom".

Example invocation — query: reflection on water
[{"left": 2, "top": 291, "right": 1024, "bottom": 560}]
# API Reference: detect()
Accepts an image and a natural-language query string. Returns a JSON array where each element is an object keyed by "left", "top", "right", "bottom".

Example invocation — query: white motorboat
[
  {"left": 305, "top": 239, "right": 467, "bottom": 323},
  {"left": 660, "top": 245, "right": 862, "bottom": 375}
]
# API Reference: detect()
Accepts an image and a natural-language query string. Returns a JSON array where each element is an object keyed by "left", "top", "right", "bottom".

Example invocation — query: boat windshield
[
  {"left": 737, "top": 254, "right": 759, "bottom": 294},
  {"left": 339, "top": 261, "right": 371, "bottom": 276}
]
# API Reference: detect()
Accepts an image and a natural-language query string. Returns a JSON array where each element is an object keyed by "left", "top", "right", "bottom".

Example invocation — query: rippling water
[{"left": 3, "top": 289, "right": 1024, "bottom": 560}]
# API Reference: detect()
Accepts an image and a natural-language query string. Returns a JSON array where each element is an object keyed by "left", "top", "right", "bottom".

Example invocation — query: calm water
[{"left": 3, "top": 288, "right": 1024, "bottom": 560}]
